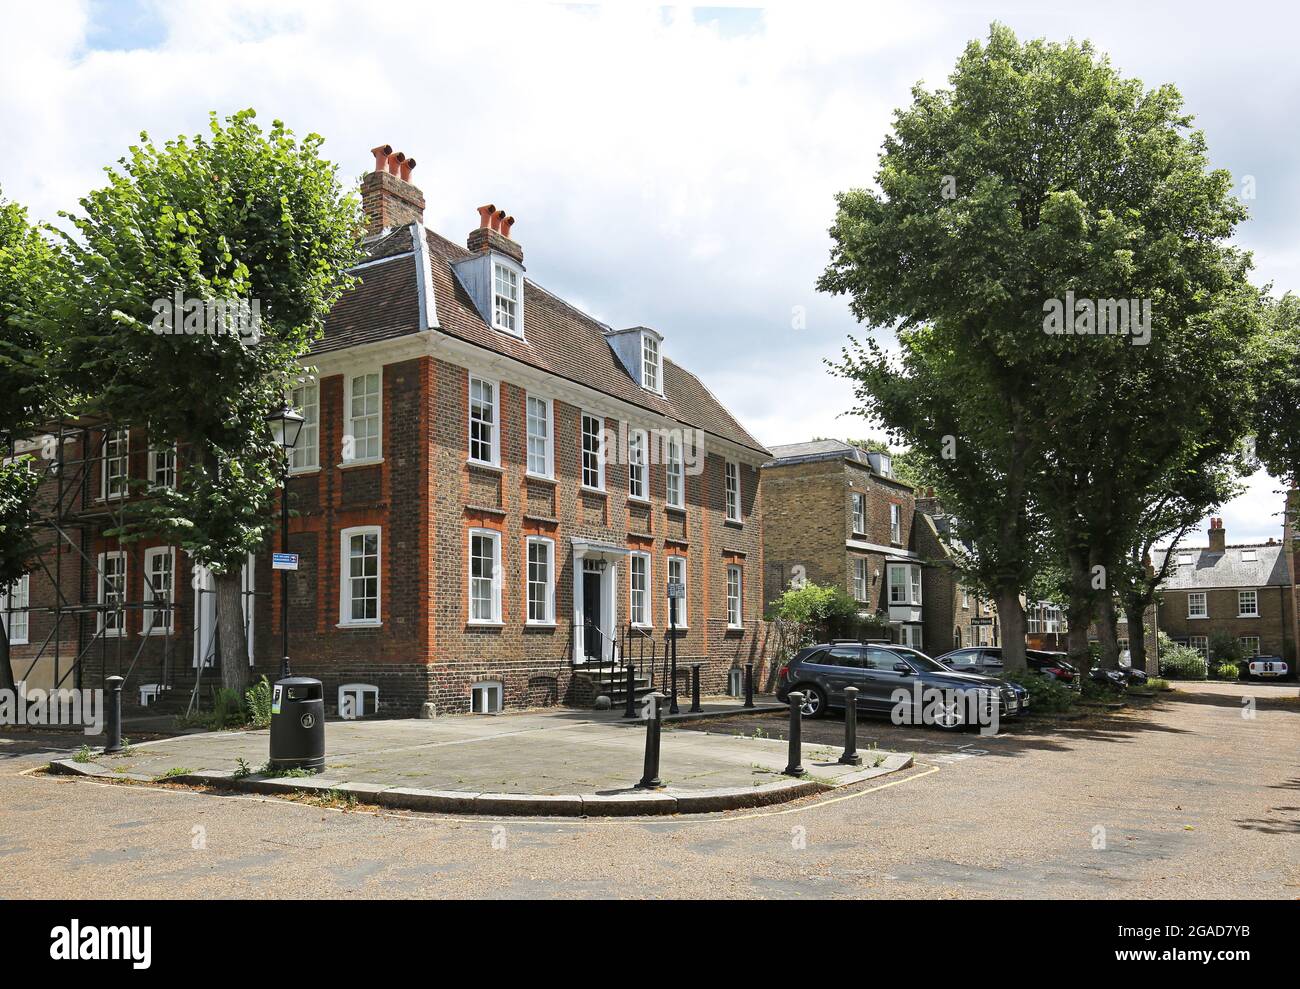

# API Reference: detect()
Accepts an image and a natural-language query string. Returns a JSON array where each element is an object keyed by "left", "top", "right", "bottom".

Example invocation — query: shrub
[
  {"left": 245, "top": 676, "right": 273, "bottom": 728},
  {"left": 1213, "top": 661, "right": 1241, "bottom": 681},
  {"left": 768, "top": 581, "right": 888, "bottom": 645},
  {"left": 1159, "top": 643, "right": 1208, "bottom": 680},
  {"left": 1208, "top": 630, "right": 1247, "bottom": 666},
  {"left": 211, "top": 687, "right": 246, "bottom": 728},
  {"left": 1001, "top": 669, "right": 1078, "bottom": 714}
]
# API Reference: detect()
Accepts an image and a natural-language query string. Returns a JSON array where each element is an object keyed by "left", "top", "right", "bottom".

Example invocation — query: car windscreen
[{"left": 888, "top": 647, "right": 947, "bottom": 673}]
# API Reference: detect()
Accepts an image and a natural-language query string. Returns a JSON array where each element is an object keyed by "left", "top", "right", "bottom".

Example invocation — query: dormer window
[
  {"left": 642, "top": 334, "right": 660, "bottom": 391},
  {"left": 492, "top": 262, "right": 519, "bottom": 334}
]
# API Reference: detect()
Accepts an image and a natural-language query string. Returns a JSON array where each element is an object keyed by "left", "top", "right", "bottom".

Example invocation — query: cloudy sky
[{"left": 2, "top": 0, "right": 1294, "bottom": 543}]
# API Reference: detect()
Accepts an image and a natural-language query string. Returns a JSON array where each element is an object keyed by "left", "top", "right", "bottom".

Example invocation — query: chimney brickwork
[{"left": 360, "top": 143, "right": 425, "bottom": 237}]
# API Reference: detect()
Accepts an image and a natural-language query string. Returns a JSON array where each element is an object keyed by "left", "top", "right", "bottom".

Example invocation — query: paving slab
[{"left": 52, "top": 705, "right": 912, "bottom": 815}]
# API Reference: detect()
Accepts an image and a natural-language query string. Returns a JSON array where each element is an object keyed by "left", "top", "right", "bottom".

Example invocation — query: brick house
[
  {"left": 1152, "top": 516, "right": 1296, "bottom": 666},
  {"left": 760, "top": 440, "right": 986, "bottom": 653},
  {"left": 4, "top": 145, "right": 771, "bottom": 715}
]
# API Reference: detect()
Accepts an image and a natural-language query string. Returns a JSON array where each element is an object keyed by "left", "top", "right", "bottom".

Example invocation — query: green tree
[
  {"left": 1251, "top": 293, "right": 1300, "bottom": 495},
  {"left": 53, "top": 111, "right": 362, "bottom": 693},
  {"left": 820, "top": 24, "right": 1258, "bottom": 670},
  {"left": 0, "top": 193, "right": 63, "bottom": 693}
]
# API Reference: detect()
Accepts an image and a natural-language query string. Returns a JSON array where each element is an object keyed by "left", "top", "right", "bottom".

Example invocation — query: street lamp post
[{"left": 264, "top": 405, "right": 305, "bottom": 681}]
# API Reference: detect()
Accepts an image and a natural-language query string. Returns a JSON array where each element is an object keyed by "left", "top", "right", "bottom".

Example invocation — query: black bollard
[
  {"left": 623, "top": 663, "right": 637, "bottom": 719},
  {"left": 784, "top": 691, "right": 804, "bottom": 776},
  {"left": 839, "top": 686, "right": 862, "bottom": 766},
  {"left": 744, "top": 662, "right": 755, "bottom": 708},
  {"left": 637, "top": 691, "right": 665, "bottom": 789},
  {"left": 690, "top": 663, "right": 702, "bottom": 713},
  {"left": 104, "top": 675, "right": 124, "bottom": 754}
]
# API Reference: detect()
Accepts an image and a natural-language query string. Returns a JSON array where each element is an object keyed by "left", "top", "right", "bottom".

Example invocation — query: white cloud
[{"left": 0, "top": 0, "right": 1291, "bottom": 520}]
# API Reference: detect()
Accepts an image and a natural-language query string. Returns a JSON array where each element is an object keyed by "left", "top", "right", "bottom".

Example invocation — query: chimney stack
[
  {"left": 360, "top": 143, "right": 425, "bottom": 237},
  {"left": 1208, "top": 517, "right": 1226, "bottom": 554},
  {"left": 467, "top": 203, "right": 523, "bottom": 263}
]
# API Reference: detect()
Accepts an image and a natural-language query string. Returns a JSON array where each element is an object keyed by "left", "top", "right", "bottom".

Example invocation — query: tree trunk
[
  {"left": 215, "top": 569, "right": 249, "bottom": 695},
  {"left": 1064, "top": 549, "right": 1095, "bottom": 671},
  {"left": 1095, "top": 601, "right": 1121, "bottom": 669},
  {"left": 996, "top": 586, "right": 1027, "bottom": 671},
  {"left": 0, "top": 622, "right": 15, "bottom": 694},
  {"left": 1125, "top": 601, "right": 1148, "bottom": 673}
]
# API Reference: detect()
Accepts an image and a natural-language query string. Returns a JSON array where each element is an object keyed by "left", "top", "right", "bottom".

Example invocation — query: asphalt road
[{"left": 1, "top": 681, "right": 1296, "bottom": 899}]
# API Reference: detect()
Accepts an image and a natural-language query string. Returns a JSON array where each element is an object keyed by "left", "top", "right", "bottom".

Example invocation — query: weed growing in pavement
[
  {"left": 233, "top": 758, "right": 253, "bottom": 778},
  {"left": 157, "top": 767, "right": 193, "bottom": 780},
  {"left": 72, "top": 744, "right": 93, "bottom": 763}
]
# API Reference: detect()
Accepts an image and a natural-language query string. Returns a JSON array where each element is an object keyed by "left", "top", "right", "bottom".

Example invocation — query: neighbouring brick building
[
  {"left": 1152, "top": 516, "right": 1296, "bottom": 666},
  {"left": 4, "top": 144, "right": 771, "bottom": 715},
  {"left": 761, "top": 441, "right": 990, "bottom": 654}
]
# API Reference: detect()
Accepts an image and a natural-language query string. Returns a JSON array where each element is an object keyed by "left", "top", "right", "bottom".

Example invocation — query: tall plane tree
[
  {"left": 821, "top": 24, "right": 1258, "bottom": 670},
  {"left": 0, "top": 193, "right": 62, "bottom": 693},
  {"left": 55, "top": 111, "right": 361, "bottom": 693}
]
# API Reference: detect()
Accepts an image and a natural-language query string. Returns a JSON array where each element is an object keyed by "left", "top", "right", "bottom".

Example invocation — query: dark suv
[
  {"left": 934, "top": 647, "right": 1080, "bottom": 688},
  {"left": 775, "top": 641, "right": 1028, "bottom": 730}
]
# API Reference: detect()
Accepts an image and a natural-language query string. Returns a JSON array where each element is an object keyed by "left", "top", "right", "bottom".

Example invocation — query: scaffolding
[{"left": 2, "top": 419, "right": 264, "bottom": 715}]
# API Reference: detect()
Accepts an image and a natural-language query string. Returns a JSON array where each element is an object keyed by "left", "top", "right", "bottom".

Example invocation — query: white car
[{"left": 1248, "top": 656, "right": 1289, "bottom": 679}]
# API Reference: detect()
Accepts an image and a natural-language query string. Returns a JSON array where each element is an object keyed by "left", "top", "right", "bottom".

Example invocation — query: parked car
[
  {"left": 934, "top": 646, "right": 1080, "bottom": 688},
  {"left": 775, "top": 641, "right": 1029, "bottom": 730},
  {"left": 1088, "top": 666, "right": 1128, "bottom": 691},
  {"left": 1247, "top": 655, "right": 1289, "bottom": 679}
]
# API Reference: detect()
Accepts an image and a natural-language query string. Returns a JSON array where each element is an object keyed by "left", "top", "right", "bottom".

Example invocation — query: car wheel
[
  {"left": 796, "top": 685, "right": 826, "bottom": 718},
  {"left": 934, "top": 697, "right": 966, "bottom": 731}
]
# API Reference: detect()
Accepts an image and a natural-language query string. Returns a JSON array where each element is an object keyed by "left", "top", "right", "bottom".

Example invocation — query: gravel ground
[{"left": 1, "top": 680, "right": 1295, "bottom": 899}]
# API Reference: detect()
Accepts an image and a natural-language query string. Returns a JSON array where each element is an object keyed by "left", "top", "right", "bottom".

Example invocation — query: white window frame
[
  {"left": 142, "top": 546, "right": 175, "bottom": 635},
  {"left": 471, "top": 679, "right": 504, "bottom": 714},
  {"left": 148, "top": 443, "right": 176, "bottom": 490},
  {"left": 627, "top": 428, "right": 648, "bottom": 501},
  {"left": 525, "top": 536, "right": 555, "bottom": 626},
  {"left": 629, "top": 551, "right": 651, "bottom": 627},
  {"left": 852, "top": 492, "right": 866, "bottom": 534},
  {"left": 724, "top": 460, "right": 740, "bottom": 522},
  {"left": 1, "top": 574, "right": 30, "bottom": 645},
  {"left": 468, "top": 375, "right": 500, "bottom": 466},
  {"left": 895, "top": 624, "right": 922, "bottom": 650},
  {"left": 1240, "top": 549, "right": 1257, "bottom": 562},
  {"left": 101, "top": 428, "right": 129, "bottom": 500},
  {"left": 726, "top": 564, "right": 743, "bottom": 629},
  {"left": 1187, "top": 592, "right": 1207, "bottom": 619},
  {"left": 97, "top": 551, "right": 127, "bottom": 636},
  {"left": 581, "top": 412, "right": 605, "bottom": 491},
  {"left": 1239, "top": 635, "right": 1261, "bottom": 657},
  {"left": 525, "top": 393, "right": 553, "bottom": 478},
  {"left": 887, "top": 563, "right": 922, "bottom": 606},
  {"left": 889, "top": 503, "right": 902, "bottom": 544},
  {"left": 343, "top": 370, "right": 382, "bottom": 464},
  {"left": 1189, "top": 635, "right": 1209, "bottom": 658},
  {"left": 1237, "top": 590, "right": 1258, "bottom": 618},
  {"left": 961, "top": 587, "right": 970, "bottom": 610},
  {"left": 492, "top": 262, "right": 520, "bottom": 335},
  {"left": 288, "top": 380, "right": 319, "bottom": 473},
  {"left": 853, "top": 557, "right": 868, "bottom": 602},
  {"left": 468, "top": 528, "right": 503, "bottom": 625},
  {"left": 666, "top": 435, "right": 684, "bottom": 508},
  {"left": 641, "top": 333, "right": 661, "bottom": 392},
  {"left": 666, "top": 556, "right": 687, "bottom": 628},
  {"left": 339, "top": 526, "right": 382, "bottom": 627}
]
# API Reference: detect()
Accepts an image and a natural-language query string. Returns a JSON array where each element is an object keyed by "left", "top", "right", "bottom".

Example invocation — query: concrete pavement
[{"left": 1, "top": 680, "right": 1296, "bottom": 898}]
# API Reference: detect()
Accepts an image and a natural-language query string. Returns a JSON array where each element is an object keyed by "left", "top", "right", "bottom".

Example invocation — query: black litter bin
[{"left": 269, "top": 676, "right": 325, "bottom": 772}]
